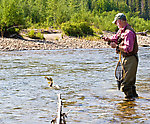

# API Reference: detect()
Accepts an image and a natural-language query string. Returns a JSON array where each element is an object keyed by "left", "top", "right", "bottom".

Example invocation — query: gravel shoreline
[{"left": 0, "top": 34, "right": 150, "bottom": 52}]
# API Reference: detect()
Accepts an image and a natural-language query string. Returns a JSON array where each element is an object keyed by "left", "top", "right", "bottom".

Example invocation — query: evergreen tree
[
  {"left": 142, "top": 0, "right": 149, "bottom": 19},
  {"left": 87, "top": 0, "right": 92, "bottom": 10},
  {"left": 135, "top": 0, "right": 142, "bottom": 14},
  {"left": 125, "top": 0, "right": 129, "bottom": 5}
]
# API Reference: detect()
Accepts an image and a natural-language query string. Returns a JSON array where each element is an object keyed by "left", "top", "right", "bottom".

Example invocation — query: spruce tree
[
  {"left": 136, "top": 0, "right": 142, "bottom": 14},
  {"left": 143, "top": 0, "right": 149, "bottom": 19}
]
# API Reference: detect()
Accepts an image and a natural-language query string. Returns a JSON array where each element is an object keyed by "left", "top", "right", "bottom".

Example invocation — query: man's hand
[
  {"left": 110, "top": 42, "right": 117, "bottom": 48},
  {"left": 110, "top": 42, "right": 120, "bottom": 53}
]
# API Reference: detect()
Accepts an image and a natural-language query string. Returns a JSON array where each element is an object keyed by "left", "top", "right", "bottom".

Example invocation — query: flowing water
[{"left": 0, "top": 47, "right": 150, "bottom": 124}]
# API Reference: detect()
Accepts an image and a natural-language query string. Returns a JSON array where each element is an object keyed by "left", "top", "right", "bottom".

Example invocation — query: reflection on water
[{"left": 0, "top": 48, "right": 150, "bottom": 124}]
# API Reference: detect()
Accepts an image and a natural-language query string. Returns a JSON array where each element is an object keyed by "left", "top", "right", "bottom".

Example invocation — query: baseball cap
[{"left": 112, "top": 13, "right": 127, "bottom": 24}]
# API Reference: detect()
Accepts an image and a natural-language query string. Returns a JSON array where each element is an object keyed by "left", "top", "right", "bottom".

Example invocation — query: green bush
[
  {"left": 99, "top": 11, "right": 118, "bottom": 32},
  {"left": 0, "top": 0, "right": 25, "bottom": 37},
  {"left": 28, "top": 30, "right": 45, "bottom": 40},
  {"left": 128, "top": 16, "right": 150, "bottom": 32},
  {"left": 36, "top": 32, "right": 45, "bottom": 40},
  {"left": 61, "top": 22, "right": 79, "bottom": 37},
  {"left": 79, "top": 22, "right": 94, "bottom": 36},
  {"left": 28, "top": 29, "right": 35, "bottom": 38},
  {"left": 61, "top": 22, "right": 94, "bottom": 37}
]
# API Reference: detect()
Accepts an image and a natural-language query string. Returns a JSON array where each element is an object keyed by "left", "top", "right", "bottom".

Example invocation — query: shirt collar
[{"left": 122, "top": 23, "right": 129, "bottom": 32}]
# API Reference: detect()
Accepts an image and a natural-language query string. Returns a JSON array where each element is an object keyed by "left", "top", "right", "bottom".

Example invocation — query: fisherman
[{"left": 103, "top": 13, "right": 139, "bottom": 101}]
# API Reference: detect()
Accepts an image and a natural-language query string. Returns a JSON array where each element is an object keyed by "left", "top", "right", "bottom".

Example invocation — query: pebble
[{"left": 0, "top": 35, "right": 149, "bottom": 51}]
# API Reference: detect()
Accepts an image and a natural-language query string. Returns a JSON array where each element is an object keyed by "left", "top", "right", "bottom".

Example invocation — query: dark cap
[{"left": 112, "top": 13, "right": 127, "bottom": 24}]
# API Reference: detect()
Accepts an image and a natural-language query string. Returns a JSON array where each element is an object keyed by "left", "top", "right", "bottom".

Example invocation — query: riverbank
[{"left": 0, "top": 33, "right": 150, "bottom": 51}]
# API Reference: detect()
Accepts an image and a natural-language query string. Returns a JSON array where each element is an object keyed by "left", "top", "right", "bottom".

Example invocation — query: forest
[{"left": 0, "top": 0, "right": 150, "bottom": 37}]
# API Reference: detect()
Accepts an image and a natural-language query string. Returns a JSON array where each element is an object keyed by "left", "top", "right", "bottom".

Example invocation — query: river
[{"left": 0, "top": 47, "right": 149, "bottom": 124}]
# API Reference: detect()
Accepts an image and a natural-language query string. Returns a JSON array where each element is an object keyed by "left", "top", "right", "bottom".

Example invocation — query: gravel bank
[
  {"left": 0, "top": 34, "right": 149, "bottom": 51},
  {"left": 0, "top": 37, "right": 109, "bottom": 51}
]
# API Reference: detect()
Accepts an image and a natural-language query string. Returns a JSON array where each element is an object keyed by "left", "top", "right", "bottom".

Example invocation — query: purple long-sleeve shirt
[{"left": 110, "top": 24, "right": 136, "bottom": 53}]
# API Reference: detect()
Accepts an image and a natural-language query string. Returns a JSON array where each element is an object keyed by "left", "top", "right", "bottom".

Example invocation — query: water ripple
[{"left": 0, "top": 48, "right": 149, "bottom": 124}]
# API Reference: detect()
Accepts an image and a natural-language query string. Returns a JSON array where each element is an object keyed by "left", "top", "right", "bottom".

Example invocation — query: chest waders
[{"left": 116, "top": 25, "right": 139, "bottom": 100}]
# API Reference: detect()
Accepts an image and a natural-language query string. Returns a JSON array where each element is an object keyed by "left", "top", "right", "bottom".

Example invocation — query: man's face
[{"left": 116, "top": 19, "right": 122, "bottom": 28}]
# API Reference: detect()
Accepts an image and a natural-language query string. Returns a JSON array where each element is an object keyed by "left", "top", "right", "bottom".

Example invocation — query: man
[{"left": 104, "top": 13, "right": 139, "bottom": 101}]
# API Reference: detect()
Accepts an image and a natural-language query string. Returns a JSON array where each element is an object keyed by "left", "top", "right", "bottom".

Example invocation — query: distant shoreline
[{"left": 0, "top": 33, "right": 149, "bottom": 52}]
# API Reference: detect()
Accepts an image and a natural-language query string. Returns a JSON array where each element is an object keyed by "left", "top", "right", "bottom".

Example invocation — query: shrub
[
  {"left": 0, "top": 0, "right": 24, "bottom": 37},
  {"left": 61, "top": 22, "right": 94, "bottom": 37},
  {"left": 129, "top": 16, "right": 150, "bottom": 32},
  {"left": 36, "top": 32, "right": 45, "bottom": 40},
  {"left": 79, "top": 22, "right": 94, "bottom": 36},
  {"left": 28, "top": 29, "right": 45, "bottom": 40},
  {"left": 28, "top": 29, "right": 35, "bottom": 38},
  {"left": 98, "top": 11, "right": 150, "bottom": 32},
  {"left": 99, "top": 11, "right": 118, "bottom": 32},
  {"left": 61, "top": 22, "right": 80, "bottom": 37}
]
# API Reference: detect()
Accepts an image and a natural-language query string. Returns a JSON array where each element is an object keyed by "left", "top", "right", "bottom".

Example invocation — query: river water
[{"left": 0, "top": 47, "right": 149, "bottom": 124}]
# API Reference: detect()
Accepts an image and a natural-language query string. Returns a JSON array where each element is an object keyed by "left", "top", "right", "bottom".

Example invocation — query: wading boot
[
  {"left": 124, "top": 97, "right": 135, "bottom": 101},
  {"left": 123, "top": 88, "right": 135, "bottom": 101},
  {"left": 132, "top": 86, "right": 138, "bottom": 98}
]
